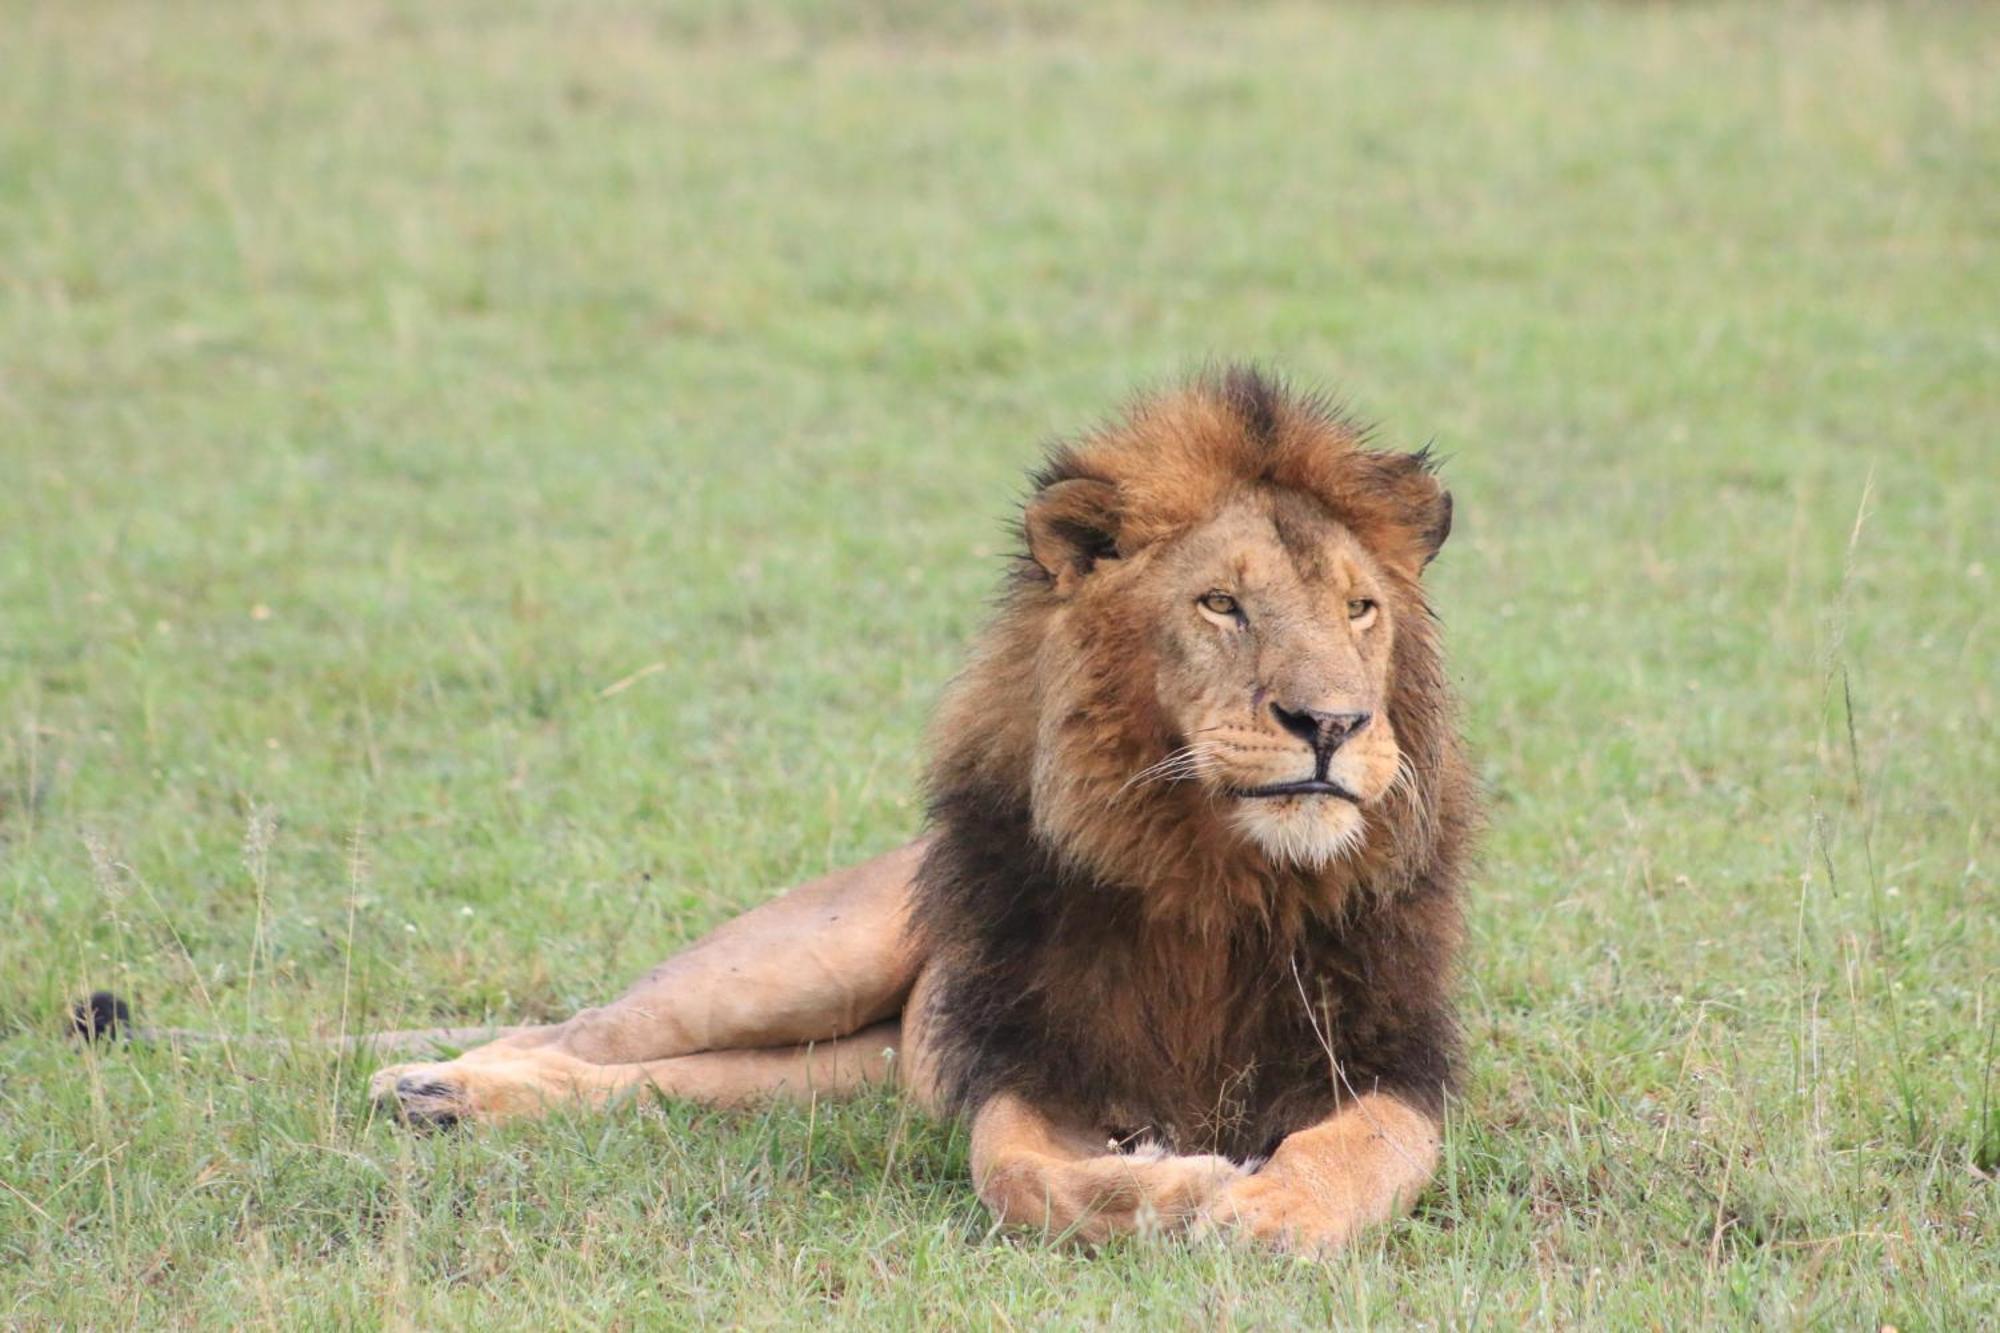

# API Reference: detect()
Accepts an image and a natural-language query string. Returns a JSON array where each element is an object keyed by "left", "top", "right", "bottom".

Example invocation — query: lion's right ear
[{"left": 1024, "top": 478, "right": 1122, "bottom": 594}]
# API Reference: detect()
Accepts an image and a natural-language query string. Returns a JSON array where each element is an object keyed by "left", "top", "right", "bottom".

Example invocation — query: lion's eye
[
  {"left": 1347, "top": 598, "right": 1378, "bottom": 624},
  {"left": 1197, "top": 591, "right": 1241, "bottom": 620}
]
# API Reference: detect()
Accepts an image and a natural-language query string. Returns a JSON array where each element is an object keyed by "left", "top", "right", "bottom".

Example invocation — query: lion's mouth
[{"left": 1229, "top": 779, "right": 1362, "bottom": 802}]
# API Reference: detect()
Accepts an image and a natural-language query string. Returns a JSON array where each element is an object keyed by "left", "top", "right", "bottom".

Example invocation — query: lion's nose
[{"left": 1270, "top": 703, "right": 1372, "bottom": 755}]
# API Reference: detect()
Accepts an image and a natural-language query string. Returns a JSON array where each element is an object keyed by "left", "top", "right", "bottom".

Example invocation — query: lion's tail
[{"left": 68, "top": 991, "right": 532, "bottom": 1057}]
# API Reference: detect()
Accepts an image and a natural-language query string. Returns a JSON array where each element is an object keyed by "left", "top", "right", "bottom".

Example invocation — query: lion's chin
[{"left": 1228, "top": 796, "right": 1369, "bottom": 870}]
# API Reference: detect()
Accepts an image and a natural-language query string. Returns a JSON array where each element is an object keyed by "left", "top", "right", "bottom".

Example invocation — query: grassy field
[{"left": 3, "top": 0, "right": 1995, "bottom": 1325}]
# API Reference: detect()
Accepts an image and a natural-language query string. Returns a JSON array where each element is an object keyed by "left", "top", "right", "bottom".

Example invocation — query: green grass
[{"left": 3, "top": 0, "right": 1995, "bottom": 1325}]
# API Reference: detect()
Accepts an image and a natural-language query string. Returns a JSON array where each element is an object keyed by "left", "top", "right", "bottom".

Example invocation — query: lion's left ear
[
  {"left": 1024, "top": 477, "right": 1122, "bottom": 594},
  {"left": 1415, "top": 484, "right": 1453, "bottom": 568},
  {"left": 1359, "top": 451, "right": 1452, "bottom": 573}
]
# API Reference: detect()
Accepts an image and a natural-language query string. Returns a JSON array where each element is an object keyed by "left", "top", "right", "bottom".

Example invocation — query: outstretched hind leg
[
  {"left": 380, "top": 1022, "right": 906, "bottom": 1127},
  {"left": 370, "top": 838, "right": 928, "bottom": 1125}
]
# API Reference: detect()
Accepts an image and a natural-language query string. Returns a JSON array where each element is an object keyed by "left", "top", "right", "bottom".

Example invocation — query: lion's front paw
[
  {"left": 368, "top": 1061, "right": 476, "bottom": 1128},
  {"left": 1107, "top": 1151, "right": 1247, "bottom": 1234},
  {"left": 982, "top": 1150, "right": 1246, "bottom": 1245},
  {"left": 1195, "top": 1173, "right": 1359, "bottom": 1256}
]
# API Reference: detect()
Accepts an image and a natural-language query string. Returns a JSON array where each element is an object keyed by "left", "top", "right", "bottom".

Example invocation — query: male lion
[{"left": 368, "top": 368, "right": 1480, "bottom": 1253}]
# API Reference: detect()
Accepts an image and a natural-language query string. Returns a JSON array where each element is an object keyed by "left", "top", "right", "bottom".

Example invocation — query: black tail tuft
[{"left": 71, "top": 990, "right": 132, "bottom": 1042}]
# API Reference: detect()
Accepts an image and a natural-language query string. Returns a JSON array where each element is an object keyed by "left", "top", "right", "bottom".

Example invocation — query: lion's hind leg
[
  {"left": 371, "top": 1022, "right": 904, "bottom": 1127},
  {"left": 368, "top": 838, "right": 928, "bottom": 1126}
]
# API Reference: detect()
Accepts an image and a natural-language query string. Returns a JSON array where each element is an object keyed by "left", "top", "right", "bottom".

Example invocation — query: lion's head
[{"left": 929, "top": 368, "right": 1468, "bottom": 921}]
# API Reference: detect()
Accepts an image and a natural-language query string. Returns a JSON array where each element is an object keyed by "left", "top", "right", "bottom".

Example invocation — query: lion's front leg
[
  {"left": 1197, "top": 1093, "right": 1440, "bottom": 1255},
  {"left": 968, "top": 1094, "right": 1245, "bottom": 1245},
  {"left": 370, "top": 838, "right": 928, "bottom": 1125}
]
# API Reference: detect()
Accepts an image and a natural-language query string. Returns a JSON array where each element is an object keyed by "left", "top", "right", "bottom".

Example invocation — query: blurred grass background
[{"left": 1, "top": 1, "right": 1994, "bottom": 1325}]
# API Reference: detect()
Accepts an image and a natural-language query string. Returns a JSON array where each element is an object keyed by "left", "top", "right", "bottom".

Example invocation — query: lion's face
[
  {"left": 1139, "top": 492, "right": 1404, "bottom": 868},
  {"left": 1029, "top": 488, "right": 1405, "bottom": 872}
]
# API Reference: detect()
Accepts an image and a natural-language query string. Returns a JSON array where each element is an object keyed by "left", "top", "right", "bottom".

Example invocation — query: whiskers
[
  {"left": 1381, "top": 750, "right": 1437, "bottom": 846},
  {"left": 1386, "top": 752, "right": 1419, "bottom": 806},
  {"left": 1116, "top": 742, "right": 1220, "bottom": 799}
]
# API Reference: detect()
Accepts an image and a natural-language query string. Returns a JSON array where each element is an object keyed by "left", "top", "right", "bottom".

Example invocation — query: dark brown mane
[{"left": 911, "top": 368, "right": 1480, "bottom": 1159}]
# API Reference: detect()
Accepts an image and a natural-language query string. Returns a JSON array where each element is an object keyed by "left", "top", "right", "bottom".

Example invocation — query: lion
[{"left": 364, "top": 368, "right": 1480, "bottom": 1254}]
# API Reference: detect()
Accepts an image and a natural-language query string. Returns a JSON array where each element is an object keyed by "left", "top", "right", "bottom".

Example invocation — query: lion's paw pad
[{"left": 369, "top": 1063, "right": 470, "bottom": 1128}]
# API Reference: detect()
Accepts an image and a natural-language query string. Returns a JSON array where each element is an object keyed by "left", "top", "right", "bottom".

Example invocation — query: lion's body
[{"left": 369, "top": 369, "right": 1480, "bottom": 1253}]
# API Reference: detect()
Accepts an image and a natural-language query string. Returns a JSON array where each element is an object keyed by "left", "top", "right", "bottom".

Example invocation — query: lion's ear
[
  {"left": 1356, "top": 450, "right": 1452, "bottom": 573},
  {"left": 1024, "top": 478, "right": 1122, "bottom": 593},
  {"left": 1415, "top": 484, "right": 1453, "bottom": 568}
]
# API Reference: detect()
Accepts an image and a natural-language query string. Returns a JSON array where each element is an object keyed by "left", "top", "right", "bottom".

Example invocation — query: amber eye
[
  {"left": 1197, "top": 591, "right": 1241, "bottom": 619},
  {"left": 1347, "top": 598, "right": 1378, "bottom": 624}
]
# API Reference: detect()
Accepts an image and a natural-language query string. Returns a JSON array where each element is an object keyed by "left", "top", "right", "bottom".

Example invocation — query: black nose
[{"left": 1270, "top": 703, "right": 1372, "bottom": 755}]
